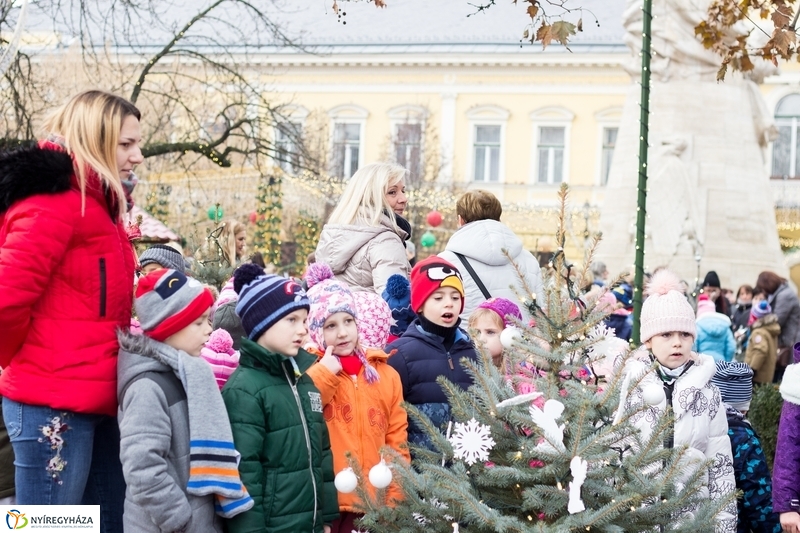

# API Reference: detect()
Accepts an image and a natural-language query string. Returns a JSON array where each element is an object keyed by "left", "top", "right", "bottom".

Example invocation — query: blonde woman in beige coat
[{"left": 315, "top": 162, "right": 410, "bottom": 294}]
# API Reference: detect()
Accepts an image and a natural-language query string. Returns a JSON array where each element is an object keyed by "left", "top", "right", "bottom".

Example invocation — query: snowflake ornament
[
  {"left": 587, "top": 323, "right": 628, "bottom": 361},
  {"left": 449, "top": 418, "right": 495, "bottom": 465}
]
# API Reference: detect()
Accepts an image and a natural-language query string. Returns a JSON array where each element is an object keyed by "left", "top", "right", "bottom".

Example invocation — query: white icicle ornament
[
  {"left": 500, "top": 326, "right": 521, "bottom": 349},
  {"left": 334, "top": 467, "right": 358, "bottom": 494},
  {"left": 368, "top": 459, "right": 393, "bottom": 489},
  {"left": 641, "top": 383, "right": 666, "bottom": 406}
]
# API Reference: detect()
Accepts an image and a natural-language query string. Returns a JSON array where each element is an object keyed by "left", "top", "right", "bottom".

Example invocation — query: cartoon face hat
[{"left": 410, "top": 256, "right": 465, "bottom": 314}]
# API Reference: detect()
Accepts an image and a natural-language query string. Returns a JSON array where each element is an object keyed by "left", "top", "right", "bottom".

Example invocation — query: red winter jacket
[{"left": 0, "top": 144, "right": 135, "bottom": 416}]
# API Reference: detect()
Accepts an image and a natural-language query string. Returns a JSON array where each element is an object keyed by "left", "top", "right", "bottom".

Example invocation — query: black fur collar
[{"left": 0, "top": 144, "right": 74, "bottom": 213}]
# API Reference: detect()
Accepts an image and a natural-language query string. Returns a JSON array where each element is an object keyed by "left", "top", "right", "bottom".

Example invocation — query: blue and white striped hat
[
  {"left": 711, "top": 360, "right": 753, "bottom": 412},
  {"left": 235, "top": 271, "right": 309, "bottom": 342}
]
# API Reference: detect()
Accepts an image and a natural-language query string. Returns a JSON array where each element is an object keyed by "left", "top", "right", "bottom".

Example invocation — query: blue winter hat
[
  {"left": 234, "top": 266, "right": 309, "bottom": 342},
  {"left": 611, "top": 283, "right": 633, "bottom": 308},
  {"left": 382, "top": 274, "right": 416, "bottom": 337},
  {"left": 711, "top": 360, "right": 753, "bottom": 412}
]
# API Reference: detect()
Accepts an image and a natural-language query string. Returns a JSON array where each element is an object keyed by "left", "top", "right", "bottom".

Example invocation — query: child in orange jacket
[{"left": 303, "top": 263, "right": 409, "bottom": 533}]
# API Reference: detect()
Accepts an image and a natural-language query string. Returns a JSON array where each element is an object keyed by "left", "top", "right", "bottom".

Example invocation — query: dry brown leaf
[
  {"left": 536, "top": 23, "right": 553, "bottom": 49},
  {"left": 527, "top": 4, "right": 539, "bottom": 18},
  {"left": 332, "top": 0, "right": 339, "bottom": 15},
  {"left": 374, "top": 0, "right": 387, "bottom": 7},
  {"left": 577, "top": 18, "right": 583, "bottom": 32},
  {"left": 772, "top": 27, "right": 796, "bottom": 57}
]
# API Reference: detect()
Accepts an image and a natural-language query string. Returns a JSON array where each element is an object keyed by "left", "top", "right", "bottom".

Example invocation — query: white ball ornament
[
  {"left": 334, "top": 467, "right": 358, "bottom": 494},
  {"left": 641, "top": 383, "right": 666, "bottom": 406},
  {"left": 368, "top": 459, "right": 393, "bottom": 489},
  {"left": 500, "top": 327, "right": 521, "bottom": 350}
]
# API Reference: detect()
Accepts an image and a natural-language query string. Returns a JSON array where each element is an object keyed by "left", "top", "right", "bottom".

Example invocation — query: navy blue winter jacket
[
  {"left": 386, "top": 320, "right": 478, "bottom": 449},
  {"left": 726, "top": 407, "right": 781, "bottom": 533}
]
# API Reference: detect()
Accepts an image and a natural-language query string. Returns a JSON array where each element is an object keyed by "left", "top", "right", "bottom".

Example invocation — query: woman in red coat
[{"left": 0, "top": 90, "right": 142, "bottom": 530}]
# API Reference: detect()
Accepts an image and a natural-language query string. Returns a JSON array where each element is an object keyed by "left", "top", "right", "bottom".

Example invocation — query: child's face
[
  {"left": 164, "top": 308, "right": 212, "bottom": 357},
  {"left": 141, "top": 263, "right": 163, "bottom": 275},
  {"left": 471, "top": 315, "right": 504, "bottom": 366},
  {"left": 645, "top": 331, "right": 694, "bottom": 369},
  {"left": 419, "top": 287, "right": 462, "bottom": 327},
  {"left": 752, "top": 293, "right": 765, "bottom": 305},
  {"left": 322, "top": 312, "right": 358, "bottom": 356},
  {"left": 257, "top": 309, "right": 309, "bottom": 357}
]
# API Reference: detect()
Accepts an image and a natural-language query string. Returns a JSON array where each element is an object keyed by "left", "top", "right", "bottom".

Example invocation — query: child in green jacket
[{"left": 222, "top": 264, "right": 339, "bottom": 533}]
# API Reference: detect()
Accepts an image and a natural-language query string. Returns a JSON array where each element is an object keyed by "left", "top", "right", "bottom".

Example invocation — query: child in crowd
[
  {"left": 212, "top": 265, "right": 261, "bottom": 351},
  {"left": 468, "top": 297, "right": 523, "bottom": 368},
  {"left": 303, "top": 264, "right": 409, "bottom": 533},
  {"left": 222, "top": 265, "right": 338, "bottom": 533},
  {"left": 387, "top": 257, "right": 479, "bottom": 449},
  {"left": 745, "top": 298, "right": 780, "bottom": 384},
  {"left": 711, "top": 361, "right": 781, "bottom": 533},
  {"left": 623, "top": 270, "right": 737, "bottom": 531},
  {"left": 605, "top": 283, "right": 633, "bottom": 341},
  {"left": 138, "top": 244, "right": 186, "bottom": 275},
  {"left": 694, "top": 293, "right": 736, "bottom": 362},
  {"left": 774, "top": 346, "right": 800, "bottom": 532},
  {"left": 382, "top": 273, "right": 416, "bottom": 344},
  {"left": 117, "top": 269, "right": 252, "bottom": 533},
  {"left": 201, "top": 329, "right": 240, "bottom": 390}
]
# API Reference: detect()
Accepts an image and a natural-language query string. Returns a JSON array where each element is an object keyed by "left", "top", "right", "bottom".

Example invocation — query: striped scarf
[{"left": 148, "top": 340, "right": 253, "bottom": 518}]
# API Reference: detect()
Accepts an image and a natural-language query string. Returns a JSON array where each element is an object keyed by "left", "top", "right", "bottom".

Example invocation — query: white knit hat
[{"left": 639, "top": 270, "right": 696, "bottom": 342}]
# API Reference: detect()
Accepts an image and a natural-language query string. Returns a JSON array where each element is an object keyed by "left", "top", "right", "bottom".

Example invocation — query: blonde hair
[
  {"left": 456, "top": 189, "right": 502, "bottom": 224},
  {"left": 327, "top": 162, "right": 407, "bottom": 232},
  {"left": 219, "top": 219, "right": 247, "bottom": 266},
  {"left": 468, "top": 308, "right": 505, "bottom": 331},
  {"left": 43, "top": 90, "right": 141, "bottom": 219}
]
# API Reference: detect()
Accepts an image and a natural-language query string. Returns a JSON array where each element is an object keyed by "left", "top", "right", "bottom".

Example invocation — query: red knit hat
[
  {"left": 135, "top": 269, "right": 214, "bottom": 341},
  {"left": 410, "top": 256, "right": 465, "bottom": 313}
]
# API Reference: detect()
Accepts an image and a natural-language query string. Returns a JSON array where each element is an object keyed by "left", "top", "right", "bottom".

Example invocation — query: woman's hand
[
  {"left": 323, "top": 526, "right": 331, "bottom": 533},
  {"left": 781, "top": 511, "right": 800, "bottom": 532},
  {"left": 319, "top": 345, "right": 342, "bottom": 375}
]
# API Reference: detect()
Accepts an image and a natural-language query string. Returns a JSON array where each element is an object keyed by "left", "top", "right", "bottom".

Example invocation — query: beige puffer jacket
[{"left": 315, "top": 214, "right": 409, "bottom": 294}]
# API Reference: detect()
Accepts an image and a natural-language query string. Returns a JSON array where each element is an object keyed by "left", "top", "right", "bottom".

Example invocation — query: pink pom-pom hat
[{"left": 639, "top": 269, "right": 696, "bottom": 342}]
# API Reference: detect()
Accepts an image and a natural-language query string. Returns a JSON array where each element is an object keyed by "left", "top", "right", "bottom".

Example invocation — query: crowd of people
[{"left": 0, "top": 90, "right": 799, "bottom": 532}]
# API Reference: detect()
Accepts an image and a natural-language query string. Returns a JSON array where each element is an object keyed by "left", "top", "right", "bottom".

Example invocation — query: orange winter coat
[{"left": 306, "top": 348, "right": 410, "bottom": 512}]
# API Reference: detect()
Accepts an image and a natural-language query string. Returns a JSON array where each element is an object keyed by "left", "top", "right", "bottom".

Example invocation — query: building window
[
  {"left": 773, "top": 94, "right": 800, "bottom": 179},
  {"left": 332, "top": 122, "right": 361, "bottom": 179},
  {"left": 275, "top": 122, "right": 302, "bottom": 174},
  {"left": 537, "top": 126, "right": 565, "bottom": 184},
  {"left": 473, "top": 125, "right": 501, "bottom": 182},
  {"left": 394, "top": 123, "right": 422, "bottom": 182},
  {"left": 600, "top": 127, "right": 618, "bottom": 185}
]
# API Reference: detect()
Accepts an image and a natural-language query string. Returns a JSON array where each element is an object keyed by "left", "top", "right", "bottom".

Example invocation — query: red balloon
[
  {"left": 426, "top": 210, "right": 443, "bottom": 227},
  {"left": 248, "top": 211, "right": 258, "bottom": 224}
]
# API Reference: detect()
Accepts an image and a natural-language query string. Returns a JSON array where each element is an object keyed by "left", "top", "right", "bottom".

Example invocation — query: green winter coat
[{"left": 221, "top": 339, "right": 338, "bottom": 533}]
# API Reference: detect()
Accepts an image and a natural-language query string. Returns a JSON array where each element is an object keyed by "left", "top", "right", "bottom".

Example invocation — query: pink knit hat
[
  {"left": 639, "top": 269, "right": 696, "bottom": 342},
  {"left": 476, "top": 297, "right": 522, "bottom": 328},
  {"left": 695, "top": 294, "right": 715, "bottom": 319},
  {"left": 304, "top": 263, "right": 379, "bottom": 383},
  {"left": 353, "top": 291, "right": 392, "bottom": 349}
]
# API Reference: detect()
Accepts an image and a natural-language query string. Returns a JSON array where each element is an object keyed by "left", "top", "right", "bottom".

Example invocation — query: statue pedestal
[{"left": 598, "top": 80, "right": 786, "bottom": 288}]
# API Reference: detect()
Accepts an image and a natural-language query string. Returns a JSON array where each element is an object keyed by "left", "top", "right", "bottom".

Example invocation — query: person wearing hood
[
  {"left": 745, "top": 298, "right": 781, "bottom": 384},
  {"left": 756, "top": 270, "right": 800, "bottom": 382},
  {"left": 694, "top": 294, "right": 736, "bottom": 362},
  {"left": 438, "top": 190, "right": 544, "bottom": 320},
  {"left": 315, "top": 162, "right": 410, "bottom": 295}
]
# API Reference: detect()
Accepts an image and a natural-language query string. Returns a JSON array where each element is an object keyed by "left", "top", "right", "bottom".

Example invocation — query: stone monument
[{"left": 597, "top": 0, "right": 787, "bottom": 288}]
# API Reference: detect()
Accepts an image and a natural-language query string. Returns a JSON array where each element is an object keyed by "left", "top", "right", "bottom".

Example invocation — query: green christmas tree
[
  {"left": 253, "top": 174, "right": 283, "bottom": 265},
  {"left": 350, "top": 185, "right": 735, "bottom": 533}
]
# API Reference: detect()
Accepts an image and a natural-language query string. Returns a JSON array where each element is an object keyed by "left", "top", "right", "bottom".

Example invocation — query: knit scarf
[{"left": 145, "top": 340, "right": 253, "bottom": 518}]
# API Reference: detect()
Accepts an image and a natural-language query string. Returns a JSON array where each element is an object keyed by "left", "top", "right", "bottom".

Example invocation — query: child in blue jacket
[{"left": 386, "top": 257, "right": 478, "bottom": 450}]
